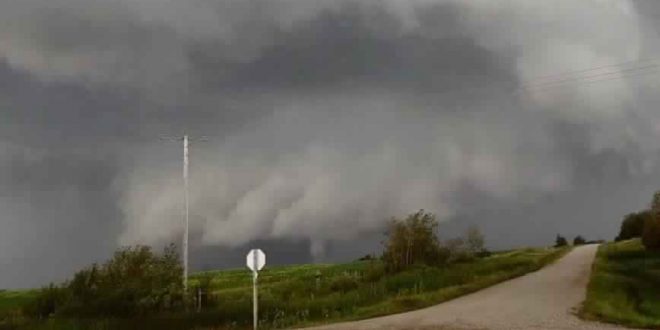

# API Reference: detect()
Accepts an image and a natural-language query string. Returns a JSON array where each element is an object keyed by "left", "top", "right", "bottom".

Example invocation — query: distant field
[
  {"left": 1, "top": 247, "right": 568, "bottom": 329},
  {"left": 581, "top": 239, "right": 660, "bottom": 329}
]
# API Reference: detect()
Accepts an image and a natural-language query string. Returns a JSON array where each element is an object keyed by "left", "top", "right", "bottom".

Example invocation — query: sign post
[{"left": 246, "top": 249, "right": 266, "bottom": 330}]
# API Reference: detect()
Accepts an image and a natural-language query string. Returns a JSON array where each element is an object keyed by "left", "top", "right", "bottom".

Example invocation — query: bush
[
  {"left": 362, "top": 263, "right": 385, "bottom": 282},
  {"left": 554, "top": 234, "right": 568, "bottom": 247},
  {"left": 23, "top": 284, "right": 67, "bottom": 319},
  {"left": 329, "top": 275, "right": 359, "bottom": 293},
  {"left": 382, "top": 210, "right": 446, "bottom": 272},
  {"left": 616, "top": 212, "right": 649, "bottom": 241},
  {"left": 573, "top": 235, "right": 587, "bottom": 245},
  {"left": 642, "top": 215, "right": 660, "bottom": 251},
  {"left": 25, "top": 244, "right": 184, "bottom": 318}
]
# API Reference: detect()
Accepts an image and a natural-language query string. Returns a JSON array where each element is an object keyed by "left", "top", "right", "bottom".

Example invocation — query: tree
[
  {"left": 651, "top": 191, "right": 660, "bottom": 214},
  {"left": 573, "top": 235, "right": 586, "bottom": 245},
  {"left": 642, "top": 215, "right": 660, "bottom": 250},
  {"left": 640, "top": 191, "right": 660, "bottom": 250},
  {"left": 445, "top": 237, "right": 474, "bottom": 263},
  {"left": 616, "top": 211, "right": 649, "bottom": 241},
  {"left": 554, "top": 234, "right": 568, "bottom": 247},
  {"left": 382, "top": 210, "right": 446, "bottom": 272},
  {"left": 465, "top": 225, "right": 486, "bottom": 254}
]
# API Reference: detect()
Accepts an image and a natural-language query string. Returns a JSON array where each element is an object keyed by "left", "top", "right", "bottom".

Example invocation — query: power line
[
  {"left": 520, "top": 63, "right": 660, "bottom": 90},
  {"left": 519, "top": 65, "right": 660, "bottom": 93},
  {"left": 521, "top": 58, "right": 660, "bottom": 83},
  {"left": 424, "top": 57, "right": 660, "bottom": 102}
]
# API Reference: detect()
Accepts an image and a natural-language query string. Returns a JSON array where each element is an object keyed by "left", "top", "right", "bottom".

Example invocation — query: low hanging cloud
[
  {"left": 117, "top": 0, "right": 660, "bottom": 257},
  {"left": 119, "top": 94, "right": 569, "bottom": 256}
]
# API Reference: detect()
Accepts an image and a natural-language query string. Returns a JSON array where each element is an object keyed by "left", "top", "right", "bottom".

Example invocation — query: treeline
[
  {"left": 553, "top": 234, "right": 597, "bottom": 247},
  {"left": 615, "top": 191, "right": 660, "bottom": 250}
]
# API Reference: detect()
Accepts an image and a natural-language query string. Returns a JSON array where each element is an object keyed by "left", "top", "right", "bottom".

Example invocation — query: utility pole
[
  {"left": 183, "top": 135, "right": 189, "bottom": 294},
  {"left": 161, "top": 134, "right": 206, "bottom": 295}
]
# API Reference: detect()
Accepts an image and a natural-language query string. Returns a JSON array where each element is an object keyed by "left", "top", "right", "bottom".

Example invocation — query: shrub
[
  {"left": 642, "top": 215, "right": 660, "bottom": 251},
  {"left": 616, "top": 212, "right": 649, "bottom": 241},
  {"left": 329, "top": 275, "right": 359, "bottom": 293},
  {"left": 573, "top": 235, "right": 587, "bottom": 245},
  {"left": 554, "top": 234, "right": 568, "bottom": 247},
  {"left": 25, "top": 244, "right": 184, "bottom": 318},
  {"left": 362, "top": 263, "right": 385, "bottom": 282},
  {"left": 23, "top": 284, "right": 67, "bottom": 319}
]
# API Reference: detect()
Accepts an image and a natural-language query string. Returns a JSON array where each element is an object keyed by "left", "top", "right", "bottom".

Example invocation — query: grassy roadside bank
[
  {"left": 2, "top": 246, "right": 569, "bottom": 329},
  {"left": 581, "top": 239, "right": 660, "bottom": 329}
]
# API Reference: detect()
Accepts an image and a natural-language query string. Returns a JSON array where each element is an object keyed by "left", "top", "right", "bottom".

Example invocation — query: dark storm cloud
[
  {"left": 190, "top": 3, "right": 512, "bottom": 93},
  {"left": 0, "top": 62, "right": 145, "bottom": 146},
  {"left": 0, "top": 142, "right": 122, "bottom": 287},
  {"left": 2, "top": 0, "right": 660, "bottom": 289}
]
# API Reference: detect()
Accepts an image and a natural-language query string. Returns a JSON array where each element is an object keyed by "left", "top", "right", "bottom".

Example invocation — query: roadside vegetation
[
  {"left": 581, "top": 239, "right": 660, "bottom": 328},
  {"left": 1, "top": 210, "right": 569, "bottom": 329},
  {"left": 581, "top": 190, "right": 660, "bottom": 328}
]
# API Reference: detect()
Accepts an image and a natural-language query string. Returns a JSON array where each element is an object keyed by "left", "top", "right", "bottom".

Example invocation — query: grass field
[
  {"left": 1, "top": 247, "right": 569, "bottom": 329},
  {"left": 0, "top": 290, "right": 38, "bottom": 314},
  {"left": 0, "top": 290, "right": 39, "bottom": 329},
  {"left": 581, "top": 239, "right": 660, "bottom": 329}
]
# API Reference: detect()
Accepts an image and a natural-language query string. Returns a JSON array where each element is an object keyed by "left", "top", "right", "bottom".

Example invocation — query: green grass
[
  {"left": 581, "top": 239, "right": 660, "bottom": 329},
  {"left": 0, "top": 290, "right": 38, "bottom": 313},
  {"left": 2, "top": 247, "right": 569, "bottom": 329},
  {"left": 0, "top": 290, "right": 39, "bottom": 329}
]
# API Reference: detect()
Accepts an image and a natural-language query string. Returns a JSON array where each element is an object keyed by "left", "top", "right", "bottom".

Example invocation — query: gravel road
[{"left": 305, "top": 244, "right": 634, "bottom": 330}]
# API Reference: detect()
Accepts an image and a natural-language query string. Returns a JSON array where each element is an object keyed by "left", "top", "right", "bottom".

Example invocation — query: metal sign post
[
  {"left": 246, "top": 249, "right": 266, "bottom": 330},
  {"left": 252, "top": 270, "right": 258, "bottom": 330}
]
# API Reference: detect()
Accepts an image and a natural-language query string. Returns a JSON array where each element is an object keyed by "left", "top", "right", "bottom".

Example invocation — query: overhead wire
[{"left": 423, "top": 57, "right": 660, "bottom": 103}]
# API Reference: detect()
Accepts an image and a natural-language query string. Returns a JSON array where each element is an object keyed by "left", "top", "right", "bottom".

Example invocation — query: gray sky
[{"left": 2, "top": 0, "right": 660, "bottom": 289}]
